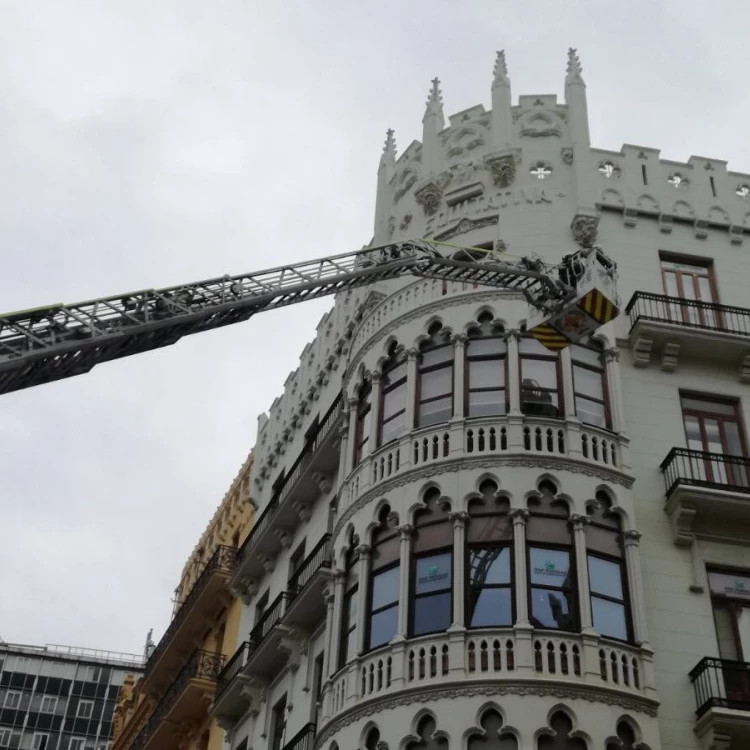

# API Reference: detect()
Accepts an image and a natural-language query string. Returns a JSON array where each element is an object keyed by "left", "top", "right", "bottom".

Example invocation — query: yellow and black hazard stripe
[
  {"left": 529, "top": 324, "right": 570, "bottom": 351},
  {"left": 577, "top": 289, "right": 618, "bottom": 324}
]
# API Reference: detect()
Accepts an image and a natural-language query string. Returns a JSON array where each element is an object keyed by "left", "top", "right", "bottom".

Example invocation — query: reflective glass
[
  {"left": 421, "top": 369, "right": 452, "bottom": 399},
  {"left": 468, "top": 390, "right": 506, "bottom": 417},
  {"left": 467, "top": 515, "right": 512, "bottom": 543},
  {"left": 372, "top": 566, "right": 400, "bottom": 609},
  {"left": 422, "top": 346, "right": 453, "bottom": 368},
  {"left": 587, "top": 556, "right": 623, "bottom": 599},
  {"left": 576, "top": 397, "right": 606, "bottom": 428},
  {"left": 592, "top": 597, "right": 627, "bottom": 640},
  {"left": 382, "top": 384, "right": 407, "bottom": 419},
  {"left": 419, "top": 397, "right": 452, "bottom": 426},
  {"left": 529, "top": 548, "right": 570, "bottom": 587},
  {"left": 470, "top": 360, "right": 505, "bottom": 389},
  {"left": 519, "top": 337, "right": 550, "bottom": 355},
  {"left": 521, "top": 359, "right": 558, "bottom": 389},
  {"left": 369, "top": 607, "right": 398, "bottom": 648},
  {"left": 385, "top": 361, "right": 408, "bottom": 383},
  {"left": 381, "top": 414, "right": 406, "bottom": 444},
  {"left": 345, "top": 627, "right": 358, "bottom": 662},
  {"left": 467, "top": 338, "right": 506, "bottom": 356},
  {"left": 415, "top": 553, "right": 452, "bottom": 594},
  {"left": 530, "top": 587, "right": 575, "bottom": 629},
  {"left": 571, "top": 345, "right": 602, "bottom": 368},
  {"left": 469, "top": 548, "right": 511, "bottom": 585},
  {"left": 413, "top": 592, "right": 452, "bottom": 635},
  {"left": 573, "top": 365, "right": 604, "bottom": 400},
  {"left": 468, "top": 588, "right": 513, "bottom": 627}
]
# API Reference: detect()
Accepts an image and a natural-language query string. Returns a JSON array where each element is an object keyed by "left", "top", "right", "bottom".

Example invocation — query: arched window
[
  {"left": 527, "top": 482, "right": 577, "bottom": 631},
  {"left": 411, "top": 489, "right": 453, "bottom": 636},
  {"left": 468, "top": 708, "right": 518, "bottom": 750},
  {"left": 405, "top": 715, "right": 448, "bottom": 750},
  {"left": 417, "top": 323, "right": 454, "bottom": 427},
  {"left": 519, "top": 335, "right": 563, "bottom": 419},
  {"left": 571, "top": 342, "right": 610, "bottom": 429},
  {"left": 339, "top": 532, "right": 360, "bottom": 669},
  {"left": 466, "top": 313, "right": 507, "bottom": 417},
  {"left": 364, "top": 727, "right": 381, "bottom": 750},
  {"left": 606, "top": 721, "right": 637, "bottom": 750},
  {"left": 537, "top": 711, "right": 586, "bottom": 750},
  {"left": 586, "top": 492, "right": 630, "bottom": 641},
  {"left": 368, "top": 506, "right": 400, "bottom": 650},
  {"left": 379, "top": 344, "right": 408, "bottom": 446},
  {"left": 355, "top": 380, "right": 372, "bottom": 465},
  {"left": 467, "top": 480, "right": 513, "bottom": 628}
]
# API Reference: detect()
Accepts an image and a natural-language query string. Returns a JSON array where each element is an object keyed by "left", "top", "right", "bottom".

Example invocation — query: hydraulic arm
[{"left": 0, "top": 240, "right": 616, "bottom": 396}]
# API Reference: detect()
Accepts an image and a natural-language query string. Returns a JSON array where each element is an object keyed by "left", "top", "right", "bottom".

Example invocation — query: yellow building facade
[{"left": 113, "top": 452, "right": 255, "bottom": 750}]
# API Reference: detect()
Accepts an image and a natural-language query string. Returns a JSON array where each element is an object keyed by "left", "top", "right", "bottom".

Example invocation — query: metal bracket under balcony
[
  {"left": 690, "top": 656, "right": 750, "bottom": 748},
  {"left": 661, "top": 448, "right": 750, "bottom": 544},
  {"left": 232, "top": 396, "right": 342, "bottom": 592},
  {"left": 625, "top": 292, "right": 750, "bottom": 379}
]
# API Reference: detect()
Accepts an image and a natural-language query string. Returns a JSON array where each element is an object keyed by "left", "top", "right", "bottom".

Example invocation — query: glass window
[
  {"left": 588, "top": 556, "right": 623, "bottom": 599},
  {"left": 467, "top": 547, "right": 513, "bottom": 628},
  {"left": 368, "top": 505, "right": 400, "bottom": 651},
  {"left": 372, "top": 566, "right": 400, "bottom": 609},
  {"left": 519, "top": 338, "right": 562, "bottom": 418},
  {"left": 355, "top": 384, "right": 372, "bottom": 465},
  {"left": 418, "top": 340, "right": 454, "bottom": 427},
  {"left": 379, "top": 350, "right": 408, "bottom": 445},
  {"left": 412, "top": 552, "right": 452, "bottom": 636},
  {"left": 571, "top": 344, "right": 610, "bottom": 429},
  {"left": 77, "top": 698, "right": 94, "bottom": 718},
  {"left": 529, "top": 548, "right": 576, "bottom": 631},
  {"left": 466, "top": 335, "right": 506, "bottom": 418},
  {"left": 370, "top": 607, "right": 399, "bottom": 649},
  {"left": 40, "top": 696, "right": 56, "bottom": 713},
  {"left": 587, "top": 556, "right": 628, "bottom": 640},
  {"left": 339, "top": 541, "right": 359, "bottom": 669},
  {"left": 3, "top": 691, "right": 20, "bottom": 709}
]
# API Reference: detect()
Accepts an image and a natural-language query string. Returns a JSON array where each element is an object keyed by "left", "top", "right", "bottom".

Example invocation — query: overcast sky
[{"left": 2, "top": 1, "right": 750, "bottom": 657}]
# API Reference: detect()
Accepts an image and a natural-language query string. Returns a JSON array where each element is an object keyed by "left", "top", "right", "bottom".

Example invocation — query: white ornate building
[{"left": 213, "top": 51, "right": 750, "bottom": 750}]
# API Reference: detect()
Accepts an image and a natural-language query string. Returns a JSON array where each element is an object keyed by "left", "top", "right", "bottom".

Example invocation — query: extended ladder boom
[{"left": 0, "top": 241, "right": 580, "bottom": 396}]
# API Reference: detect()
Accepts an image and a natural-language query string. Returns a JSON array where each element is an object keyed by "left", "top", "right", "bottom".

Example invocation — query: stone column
[
  {"left": 623, "top": 530, "right": 650, "bottom": 646},
  {"left": 355, "top": 545, "right": 371, "bottom": 655},
  {"left": 336, "top": 418, "right": 350, "bottom": 494},
  {"left": 507, "top": 331, "right": 521, "bottom": 415},
  {"left": 570, "top": 515, "right": 593, "bottom": 632},
  {"left": 345, "top": 397, "right": 358, "bottom": 476},
  {"left": 604, "top": 347, "right": 624, "bottom": 433},
  {"left": 452, "top": 334, "right": 467, "bottom": 420},
  {"left": 394, "top": 525, "right": 413, "bottom": 641},
  {"left": 511, "top": 509, "right": 530, "bottom": 625},
  {"left": 449, "top": 512, "right": 468, "bottom": 629},
  {"left": 326, "top": 570, "right": 346, "bottom": 677},
  {"left": 405, "top": 348, "right": 419, "bottom": 431},
  {"left": 368, "top": 373, "right": 382, "bottom": 450},
  {"left": 561, "top": 346, "right": 577, "bottom": 419}
]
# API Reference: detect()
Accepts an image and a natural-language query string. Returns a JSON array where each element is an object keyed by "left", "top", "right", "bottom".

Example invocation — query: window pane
[
  {"left": 413, "top": 592, "right": 452, "bottom": 635},
  {"left": 467, "top": 338, "right": 506, "bottom": 356},
  {"left": 576, "top": 396, "right": 606, "bottom": 428},
  {"left": 468, "top": 588, "right": 513, "bottom": 627},
  {"left": 421, "top": 368, "right": 452, "bottom": 400},
  {"left": 588, "top": 556, "right": 623, "bottom": 599},
  {"left": 573, "top": 365, "right": 604, "bottom": 400},
  {"left": 680, "top": 396, "right": 738, "bottom": 415},
  {"left": 470, "top": 359, "right": 505, "bottom": 389},
  {"left": 422, "top": 346, "right": 453, "bottom": 368},
  {"left": 467, "top": 515, "right": 513, "bottom": 544},
  {"left": 592, "top": 597, "right": 627, "bottom": 640},
  {"left": 345, "top": 592, "right": 358, "bottom": 622},
  {"left": 372, "top": 566, "right": 400, "bottom": 609},
  {"left": 519, "top": 337, "right": 551, "bottom": 355},
  {"left": 522, "top": 359, "right": 558, "bottom": 389},
  {"left": 571, "top": 345, "right": 602, "bottom": 368},
  {"left": 381, "top": 414, "right": 406, "bottom": 444},
  {"left": 683, "top": 415, "right": 703, "bottom": 451},
  {"left": 530, "top": 587, "right": 575, "bottom": 630},
  {"left": 382, "top": 383, "right": 407, "bottom": 419},
  {"left": 345, "top": 627, "right": 358, "bottom": 662},
  {"left": 419, "top": 397, "right": 453, "bottom": 426},
  {"left": 469, "top": 547, "right": 511, "bottom": 585},
  {"left": 468, "top": 390, "right": 506, "bottom": 417},
  {"left": 586, "top": 525, "right": 621, "bottom": 557},
  {"left": 529, "top": 548, "right": 571, "bottom": 588},
  {"left": 369, "top": 607, "right": 398, "bottom": 648},
  {"left": 416, "top": 553, "right": 452, "bottom": 594}
]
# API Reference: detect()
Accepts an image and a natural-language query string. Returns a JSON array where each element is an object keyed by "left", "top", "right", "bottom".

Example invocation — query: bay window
[
  {"left": 339, "top": 537, "right": 360, "bottom": 668},
  {"left": 380, "top": 347, "right": 408, "bottom": 446},
  {"left": 527, "top": 482, "right": 576, "bottom": 631},
  {"left": 586, "top": 493, "right": 630, "bottom": 641},
  {"left": 571, "top": 343, "right": 610, "bottom": 429},
  {"left": 466, "top": 480, "right": 513, "bottom": 627},
  {"left": 466, "top": 312, "right": 506, "bottom": 417},
  {"left": 355, "top": 382, "right": 372, "bottom": 465},
  {"left": 519, "top": 336, "right": 563, "bottom": 418},
  {"left": 411, "top": 488, "right": 453, "bottom": 636},
  {"left": 368, "top": 506, "right": 400, "bottom": 649},
  {"left": 417, "top": 325, "right": 454, "bottom": 427}
]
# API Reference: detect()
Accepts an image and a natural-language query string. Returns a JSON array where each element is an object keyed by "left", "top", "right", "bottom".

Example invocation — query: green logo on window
[
  {"left": 736, "top": 580, "right": 745, "bottom": 590},
  {"left": 545, "top": 561, "right": 556, "bottom": 572},
  {"left": 429, "top": 565, "right": 439, "bottom": 576}
]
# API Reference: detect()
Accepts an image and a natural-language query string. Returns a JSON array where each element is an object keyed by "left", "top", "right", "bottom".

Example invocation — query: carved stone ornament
[
  {"left": 387, "top": 215, "right": 396, "bottom": 237},
  {"left": 561, "top": 147, "right": 574, "bottom": 165},
  {"left": 570, "top": 214, "right": 599, "bottom": 247},
  {"left": 399, "top": 213, "right": 413, "bottom": 232},
  {"left": 494, "top": 238, "right": 508, "bottom": 254},
  {"left": 484, "top": 153, "right": 516, "bottom": 188},
  {"left": 415, "top": 180, "right": 443, "bottom": 216}
]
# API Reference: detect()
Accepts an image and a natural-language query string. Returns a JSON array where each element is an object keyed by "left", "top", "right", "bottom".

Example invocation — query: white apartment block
[{"left": 213, "top": 51, "right": 750, "bottom": 750}]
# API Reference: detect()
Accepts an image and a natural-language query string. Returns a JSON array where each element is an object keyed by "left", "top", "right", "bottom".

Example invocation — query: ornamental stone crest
[
  {"left": 484, "top": 153, "right": 516, "bottom": 188},
  {"left": 571, "top": 214, "right": 599, "bottom": 247},
  {"left": 415, "top": 180, "right": 443, "bottom": 216},
  {"left": 561, "top": 147, "right": 574, "bottom": 165}
]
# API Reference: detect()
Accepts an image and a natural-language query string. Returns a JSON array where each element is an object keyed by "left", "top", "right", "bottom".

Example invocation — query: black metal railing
[
  {"left": 249, "top": 591, "right": 287, "bottom": 646},
  {"left": 215, "top": 641, "right": 250, "bottom": 701},
  {"left": 288, "top": 534, "right": 331, "bottom": 603},
  {"left": 281, "top": 723, "right": 317, "bottom": 750},
  {"left": 661, "top": 447, "right": 750, "bottom": 497},
  {"left": 143, "top": 545, "right": 237, "bottom": 677},
  {"left": 132, "top": 649, "right": 225, "bottom": 750},
  {"left": 690, "top": 656, "right": 750, "bottom": 716},
  {"left": 626, "top": 291, "right": 750, "bottom": 336},
  {"left": 237, "top": 393, "right": 343, "bottom": 564}
]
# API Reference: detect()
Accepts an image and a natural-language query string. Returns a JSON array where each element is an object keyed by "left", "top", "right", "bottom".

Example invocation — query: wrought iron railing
[
  {"left": 282, "top": 723, "right": 317, "bottom": 750},
  {"left": 690, "top": 656, "right": 750, "bottom": 716},
  {"left": 249, "top": 591, "right": 287, "bottom": 646},
  {"left": 215, "top": 641, "right": 250, "bottom": 701},
  {"left": 144, "top": 545, "right": 236, "bottom": 677},
  {"left": 132, "top": 649, "right": 225, "bottom": 750},
  {"left": 626, "top": 291, "right": 750, "bottom": 336},
  {"left": 237, "top": 393, "right": 342, "bottom": 564},
  {"left": 661, "top": 447, "right": 750, "bottom": 496},
  {"left": 288, "top": 534, "right": 331, "bottom": 603}
]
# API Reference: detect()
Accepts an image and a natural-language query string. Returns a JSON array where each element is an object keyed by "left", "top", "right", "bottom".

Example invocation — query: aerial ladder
[{"left": 0, "top": 240, "right": 618, "bottom": 396}]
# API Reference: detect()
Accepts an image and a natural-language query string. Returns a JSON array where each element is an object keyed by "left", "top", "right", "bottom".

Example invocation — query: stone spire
[
  {"left": 421, "top": 78, "right": 445, "bottom": 174},
  {"left": 564, "top": 47, "right": 590, "bottom": 147},
  {"left": 490, "top": 49, "right": 513, "bottom": 151},
  {"left": 566, "top": 47, "right": 585, "bottom": 85},
  {"left": 374, "top": 128, "right": 397, "bottom": 242}
]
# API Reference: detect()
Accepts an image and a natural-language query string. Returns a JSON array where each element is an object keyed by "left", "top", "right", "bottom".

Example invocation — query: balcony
[
  {"left": 139, "top": 545, "right": 236, "bottom": 694},
  {"left": 285, "top": 534, "right": 332, "bottom": 632},
  {"left": 232, "top": 395, "right": 342, "bottom": 591},
  {"left": 131, "top": 649, "right": 225, "bottom": 750},
  {"left": 625, "top": 292, "right": 750, "bottom": 377},
  {"left": 661, "top": 448, "right": 750, "bottom": 543},
  {"left": 690, "top": 657, "right": 750, "bottom": 747},
  {"left": 282, "top": 723, "right": 316, "bottom": 750}
]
